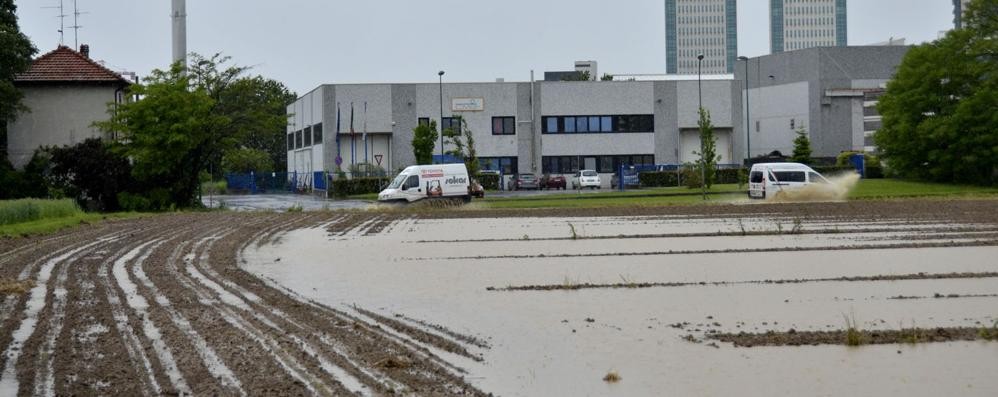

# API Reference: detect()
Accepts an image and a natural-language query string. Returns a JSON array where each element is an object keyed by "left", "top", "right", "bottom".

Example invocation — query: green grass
[
  {"left": 0, "top": 199, "right": 82, "bottom": 225},
  {"left": 849, "top": 179, "right": 998, "bottom": 199},
  {"left": 480, "top": 184, "right": 744, "bottom": 209},
  {"left": 0, "top": 212, "right": 149, "bottom": 238}
]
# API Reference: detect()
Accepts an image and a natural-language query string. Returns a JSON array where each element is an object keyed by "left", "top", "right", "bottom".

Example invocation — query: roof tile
[{"left": 14, "top": 46, "right": 131, "bottom": 84}]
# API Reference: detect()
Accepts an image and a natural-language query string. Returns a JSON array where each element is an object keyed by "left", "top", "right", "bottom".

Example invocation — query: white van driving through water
[
  {"left": 748, "top": 163, "right": 831, "bottom": 199},
  {"left": 379, "top": 164, "right": 473, "bottom": 203}
]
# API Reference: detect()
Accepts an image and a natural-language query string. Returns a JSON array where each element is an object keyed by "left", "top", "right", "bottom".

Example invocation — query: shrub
[
  {"left": 348, "top": 163, "right": 387, "bottom": 178},
  {"left": 639, "top": 171, "right": 680, "bottom": 188},
  {"left": 477, "top": 173, "right": 500, "bottom": 190},
  {"left": 0, "top": 199, "right": 81, "bottom": 225},
  {"left": 331, "top": 177, "right": 390, "bottom": 197},
  {"left": 116, "top": 189, "right": 174, "bottom": 212}
]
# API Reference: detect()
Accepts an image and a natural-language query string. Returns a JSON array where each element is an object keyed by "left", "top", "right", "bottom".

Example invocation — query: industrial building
[
  {"left": 736, "top": 45, "right": 908, "bottom": 158},
  {"left": 953, "top": 0, "right": 972, "bottom": 29},
  {"left": 288, "top": 46, "right": 907, "bottom": 188}
]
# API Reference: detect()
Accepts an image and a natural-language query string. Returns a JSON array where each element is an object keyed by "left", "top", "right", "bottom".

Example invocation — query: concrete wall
[{"left": 6, "top": 85, "right": 119, "bottom": 169}]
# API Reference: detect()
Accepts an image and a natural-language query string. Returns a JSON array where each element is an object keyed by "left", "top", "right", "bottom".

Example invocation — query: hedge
[
  {"left": 331, "top": 177, "right": 390, "bottom": 197},
  {"left": 477, "top": 173, "right": 500, "bottom": 190},
  {"left": 639, "top": 168, "right": 744, "bottom": 188}
]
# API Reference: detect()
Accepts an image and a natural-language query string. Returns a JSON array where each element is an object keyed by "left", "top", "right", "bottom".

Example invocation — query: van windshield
[{"left": 388, "top": 174, "right": 407, "bottom": 189}]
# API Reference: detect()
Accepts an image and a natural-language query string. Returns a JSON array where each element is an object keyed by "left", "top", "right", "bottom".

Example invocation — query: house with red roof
[{"left": 5, "top": 45, "right": 132, "bottom": 169}]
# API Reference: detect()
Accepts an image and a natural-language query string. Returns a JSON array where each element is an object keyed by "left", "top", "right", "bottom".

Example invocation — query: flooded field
[{"left": 246, "top": 202, "right": 998, "bottom": 396}]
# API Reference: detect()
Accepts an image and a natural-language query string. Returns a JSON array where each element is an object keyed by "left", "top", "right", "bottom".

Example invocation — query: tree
[
  {"left": 600, "top": 73, "right": 614, "bottom": 81},
  {"left": 876, "top": 0, "right": 998, "bottom": 185},
  {"left": 222, "top": 147, "right": 273, "bottom": 174},
  {"left": 442, "top": 117, "right": 480, "bottom": 175},
  {"left": 561, "top": 71, "right": 591, "bottom": 81},
  {"left": 0, "top": 0, "right": 38, "bottom": 153},
  {"left": 189, "top": 53, "right": 296, "bottom": 173},
  {"left": 790, "top": 127, "right": 813, "bottom": 164},
  {"left": 47, "top": 138, "right": 134, "bottom": 211},
  {"left": 412, "top": 120, "right": 438, "bottom": 165},
  {"left": 693, "top": 108, "right": 720, "bottom": 190},
  {"left": 96, "top": 62, "right": 230, "bottom": 208}
]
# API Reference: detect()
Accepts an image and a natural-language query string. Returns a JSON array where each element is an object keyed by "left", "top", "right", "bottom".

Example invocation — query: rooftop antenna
[
  {"left": 68, "top": 0, "right": 88, "bottom": 49},
  {"left": 42, "top": 0, "right": 67, "bottom": 45}
]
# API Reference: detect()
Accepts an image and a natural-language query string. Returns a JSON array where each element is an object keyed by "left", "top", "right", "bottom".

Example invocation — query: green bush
[
  {"left": 477, "top": 173, "right": 500, "bottom": 190},
  {"left": 331, "top": 177, "right": 390, "bottom": 198},
  {"left": 200, "top": 180, "right": 228, "bottom": 195},
  {"left": 639, "top": 171, "right": 680, "bottom": 188},
  {"left": 811, "top": 166, "right": 856, "bottom": 175},
  {"left": 0, "top": 199, "right": 81, "bottom": 225},
  {"left": 836, "top": 151, "right": 881, "bottom": 168},
  {"left": 116, "top": 189, "right": 174, "bottom": 212}
]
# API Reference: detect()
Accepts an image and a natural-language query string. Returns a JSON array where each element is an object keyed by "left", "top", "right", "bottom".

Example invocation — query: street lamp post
[
  {"left": 438, "top": 71, "right": 445, "bottom": 163},
  {"left": 697, "top": 54, "right": 705, "bottom": 201},
  {"left": 738, "top": 56, "right": 751, "bottom": 165}
]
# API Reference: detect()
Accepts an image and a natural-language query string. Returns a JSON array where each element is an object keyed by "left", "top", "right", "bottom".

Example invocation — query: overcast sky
[{"left": 15, "top": 0, "right": 953, "bottom": 95}]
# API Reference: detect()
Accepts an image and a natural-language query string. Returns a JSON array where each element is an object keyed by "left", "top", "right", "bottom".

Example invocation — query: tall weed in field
[{"left": 0, "top": 199, "right": 82, "bottom": 225}]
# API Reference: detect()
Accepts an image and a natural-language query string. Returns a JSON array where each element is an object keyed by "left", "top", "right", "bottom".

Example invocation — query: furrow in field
[{"left": 0, "top": 238, "right": 111, "bottom": 396}]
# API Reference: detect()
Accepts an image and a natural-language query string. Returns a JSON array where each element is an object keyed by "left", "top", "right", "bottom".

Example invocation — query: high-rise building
[
  {"left": 770, "top": 0, "right": 847, "bottom": 54},
  {"left": 665, "top": 0, "right": 738, "bottom": 75},
  {"left": 953, "top": 0, "right": 971, "bottom": 29}
]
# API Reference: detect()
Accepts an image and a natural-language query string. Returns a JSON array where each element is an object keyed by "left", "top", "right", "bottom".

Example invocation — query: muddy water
[{"left": 245, "top": 216, "right": 998, "bottom": 396}]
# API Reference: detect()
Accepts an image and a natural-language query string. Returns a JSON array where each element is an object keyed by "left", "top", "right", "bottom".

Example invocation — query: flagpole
[
  {"left": 335, "top": 103, "right": 342, "bottom": 171},
  {"left": 364, "top": 102, "right": 369, "bottom": 166},
  {"left": 350, "top": 102, "right": 356, "bottom": 167}
]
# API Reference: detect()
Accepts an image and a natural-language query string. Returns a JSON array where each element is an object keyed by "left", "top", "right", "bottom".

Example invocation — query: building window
[
  {"left": 479, "top": 157, "right": 518, "bottom": 175},
  {"left": 295, "top": 130, "right": 303, "bottom": 149},
  {"left": 418, "top": 117, "right": 430, "bottom": 127},
  {"left": 442, "top": 117, "right": 462, "bottom": 134},
  {"left": 287, "top": 133, "right": 294, "bottom": 151},
  {"left": 541, "top": 115, "right": 654, "bottom": 134},
  {"left": 313, "top": 123, "right": 323, "bottom": 144},
  {"left": 543, "top": 155, "right": 654, "bottom": 174},
  {"left": 303, "top": 126, "right": 313, "bottom": 147},
  {"left": 492, "top": 117, "right": 516, "bottom": 135}
]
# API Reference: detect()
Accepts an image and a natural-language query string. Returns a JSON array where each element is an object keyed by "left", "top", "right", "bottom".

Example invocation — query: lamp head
[
  {"left": 737, "top": 56, "right": 749, "bottom": 61},
  {"left": 438, "top": 71, "right": 445, "bottom": 76},
  {"left": 697, "top": 54, "right": 705, "bottom": 61}
]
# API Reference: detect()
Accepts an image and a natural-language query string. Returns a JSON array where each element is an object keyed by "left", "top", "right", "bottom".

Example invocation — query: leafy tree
[
  {"left": 442, "top": 117, "right": 480, "bottom": 175},
  {"left": 876, "top": 0, "right": 998, "bottom": 185},
  {"left": 0, "top": 149, "right": 47, "bottom": 199},
  {"left": 790, "top": 127, "right": 813, "bottom": 164},
  {"left": 561, "top": 71, "right": 591, "bottom": 81},
  {"left": 189, "top": 53, "right": 296, "bottom": 173},
  {"left": 47, "top": 138, "right": 134, "bottom": 211},
  {"left": 693, "top": 108, "right": 720, "bottom": 189},
  {"left": 600, "top": 73, "right": 614, "bottom": 81},
  {"left": 412, "top": 120, "right": 438, "bottom": 165},
  {"left": 0, "top": 0, "right": 38, "bottom": 153},
  {"left": 96, "top": 62, "right": 230, "bottom": 208},
  {"left": 222, "top": 147, "right": 273, "bottom": 174}
]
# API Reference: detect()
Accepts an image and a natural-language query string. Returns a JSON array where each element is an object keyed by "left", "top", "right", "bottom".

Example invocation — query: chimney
[{"left": 80, "top": 44, "right": 90, "bottom": 59}]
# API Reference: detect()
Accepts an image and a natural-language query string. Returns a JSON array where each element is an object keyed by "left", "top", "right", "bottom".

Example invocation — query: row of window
[
  {"left": 287, "top": 123, "right": 323, "bottom": 151},
  {"left": 479, "top": 156, "right": 518, "bottom": 175},
  {"left": 542, "top": 155, "right": 655, "bottom": 174},
  {"left": 543, "top": 115, "right": 654, "bottom": 134}
]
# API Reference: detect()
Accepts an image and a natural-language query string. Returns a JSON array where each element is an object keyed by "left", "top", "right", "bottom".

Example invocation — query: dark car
[
  {"left": 508, "top": 173, "right": 540, "bottom": 191},
  {"left": 540, "top": 174, "right": 567, "bottom": 190}
]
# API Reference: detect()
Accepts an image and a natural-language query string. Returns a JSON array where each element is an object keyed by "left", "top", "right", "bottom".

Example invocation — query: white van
[
  {"left": 379, "top": 164, "right": 473, "bottom": 203},
  {"left": 748, "top": 163, "right": 830, "bottom": 199}
]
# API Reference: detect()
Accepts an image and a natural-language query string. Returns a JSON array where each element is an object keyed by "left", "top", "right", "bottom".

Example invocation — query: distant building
[
  {"left": 665, "top": 0, "right": 738, "bottom": 75},
  {"left": 5, "top": 45, "right": 131, "bottom": 169},
  {"left": 953, "top": 0, "right": 971, "bottom": 29},
  {"left": 770, "top": 0, "right": 847, "bottom": 54},
  {"left": 544, "top": 61, "right": 599, "bottom": 82}
]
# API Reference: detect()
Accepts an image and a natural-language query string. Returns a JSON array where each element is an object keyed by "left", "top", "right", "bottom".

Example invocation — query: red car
[{"left": 541, "top": 174, "right": 567, "bottom": 190}]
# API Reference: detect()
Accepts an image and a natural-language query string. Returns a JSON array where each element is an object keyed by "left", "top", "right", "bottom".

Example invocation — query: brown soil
[
  {"left": 0, "top": 198, "right": 995, "bottom": 394},
  {"left": 709, "top": 327, "right": 998, "bottom": 347}
]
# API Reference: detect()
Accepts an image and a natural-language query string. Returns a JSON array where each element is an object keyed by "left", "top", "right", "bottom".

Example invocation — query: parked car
[
  {"left": 508, "top": 173, "right": 540, "bottom": 191},
  {"left": 540, "top": 174, "right": 567, "bottom": 190},
  {"left": 748, "top": 162, "right": 831, "bottom": 199},
  {"left": 611, "top": 168, "right": 640, "bottom": 189},
  {"left": 572, "top": 170, "right": 602, "bottom": 190}
]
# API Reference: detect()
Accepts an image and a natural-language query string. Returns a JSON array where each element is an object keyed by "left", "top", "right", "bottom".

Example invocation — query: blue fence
[{"left": 225, "top": 172, "right": 304, "bottom": 194}]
